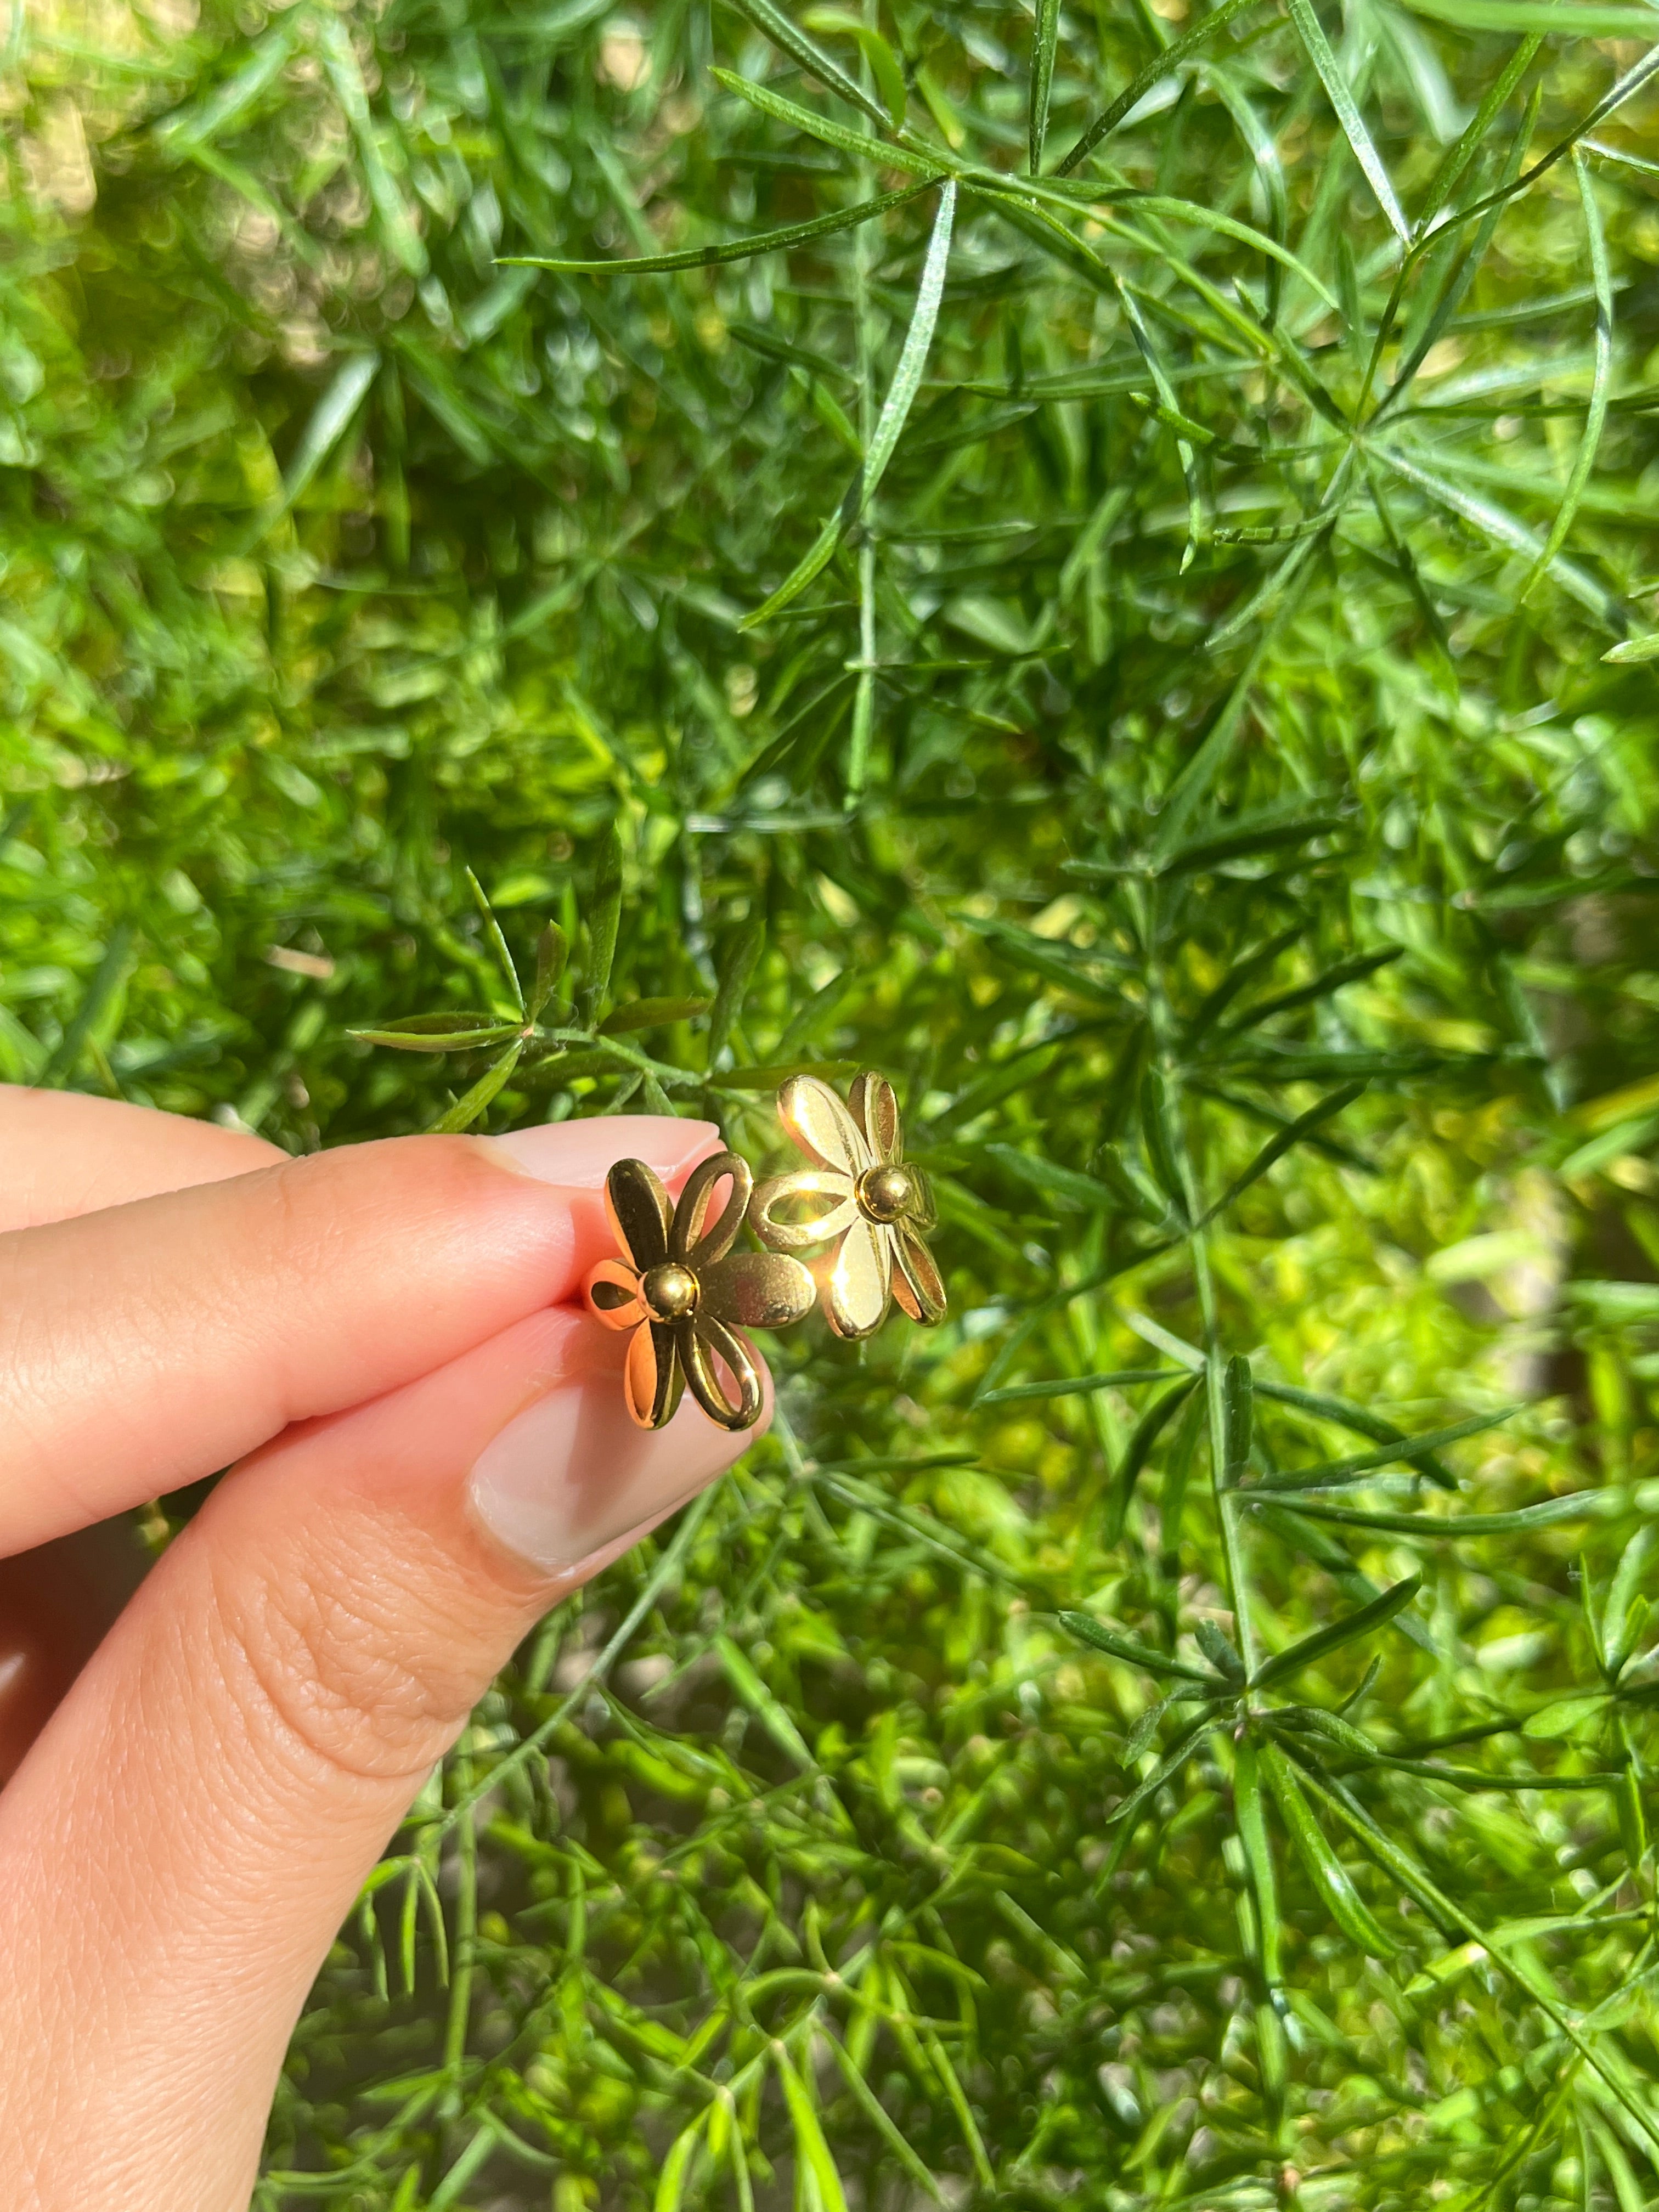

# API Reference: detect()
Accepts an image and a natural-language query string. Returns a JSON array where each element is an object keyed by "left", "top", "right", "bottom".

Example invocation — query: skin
[{"left": 0, "top": 1090, "right": 761, "bottom": 2210}]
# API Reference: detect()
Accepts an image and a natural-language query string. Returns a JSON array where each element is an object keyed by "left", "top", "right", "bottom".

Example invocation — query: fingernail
[
  {"left": 488, "top": 1116, "right": 718, "bottom": 1190},
  {"left": 466, "top": 1370, "right": 755, "bottom": 1572}
]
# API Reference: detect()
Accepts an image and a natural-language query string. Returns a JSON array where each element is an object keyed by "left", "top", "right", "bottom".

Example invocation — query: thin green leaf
[
  {"left": 467, "top": 867, "right": 526, "bottom": 1015},
  {"left": 1252, "top": 1380, "right": 1457, "bottom": 1489},
  {"left": 38, "top": 921, "right": 136, "bottom": 1087},
  {"left": 1029, "top": 0, "right": 1060, "bottom": 173},
  {"left": 708, "top": 918, "right": 765, "bottom": 1068},
  {"left": 1260, "top": 1739, "right": 1397, "bottom": 1955},
  {"left": 774, "top": 2045, "right": 852, "bottom": 2212},
  {"left": 349, "top": 1017, "right": 524, "bottom": 1053},
  {"left": 1198, "top": 1082, "right": 1368, "bottom": 1227},
  {"left": 1056, "top": 0, "right": 1262, "bottom": 176},
  {"left": 583, "top": 829, "right": 624, "bottom": 1025},
  {"left": 1017, "top": 184, "right": 1341, "bottom": 318},
  {"left": 599, "top": 995, "right": 712, "bottom": 1035},
  {"left": 1413, "top": 31, "right": 1542, "bottom": 235},
  {"left": 527, "top": 923, "right": 569, "bottom": 1022},
  {"left": 1262, "top": 1488, "right": 1624, "bottom": 1537},
  {"left": 1057, "top": 1611, "right": 1217, "bottom": 1681},
  {"left": 431, "top": 1041, "right": 525, "bottom": 1133},
  {"left": 278, "top": 352, "right": 379, "bottom": 511},
  {"left": 801, "top": 10, "right": 907, "bottom": 128},
  {"left": 653, "top": 2115, "right": 709, "bottom": 2212},
  {"left": 1216, "top": 947, "right": 1402, "bottom": 1036},
  {"left": 1198, "top": 1621, "right": 1246, "bottom": 1680},
  {"left": 1233, "top": 1735, "right": 1283, "bottom": 1986},
  {"left": 1400, "top": 0, "right": 1659, "bottom": 30},
  {"left": 502, "top": 183, "right": 928, "bottom": 273},
  {"left": 313, "top": 13, "right": 427, "bottom": 276},
  {"left": 1251, "top": 1575, "right": 1421, "bottom": 1689},
  {"left": 1373, "top": 439, "right": 1622, "bottom": 628},
  {"left": 980, "top": 1367, "right": 1184, "bottom": 1406},
  {"left": 1224, "top": 1353, "right": 1254, "bottom": 1486},
  {"left": 1522, "top": 149, "right": 1612, "bottom": 592},
  {"left": 961, "top": 914, "right": 1126, "bottom": 1001},
  {"left": 1284, "top": 0, "right": 1409, "bottom": 241},
  {"left": 1109, "top": 1375, "right": 1203, "bottom": 1541},
  {"left": 1105, "top": 1712, "right": 1214, "bottom": 1827},
  {"left": 710, "top": 69, "right": 940, "bottom": 176},
  {"left": 983, "top": 1144, "right": 1122, "bottom": 1214},
  {"left": 741, "top": 180, "right": 956, "bottom": 626},
  {"left": 151, "top": 21, "right": 296, "bottom": 150},
  {"left": 820, "top": 2034, "right": 943, "bottom": 2202},
  {"left": 1605, "top": 1526, "right": 1653, "bottom": 1674},
  {"left": 1251, "top": 1407, "right": 1520, "bottom": 1494},
  {"left": 718, "top": 1633, "right": 814, "bottom": 1768},
  {"left": 1149, "top": 629, "right": 1274, "bottom": 861},
  {"left": 722, "top": 0, "right": 890, "bottom": 126},
  {"left": 1139, "top": 1066, "right": 1188, "bottom": 1211}
]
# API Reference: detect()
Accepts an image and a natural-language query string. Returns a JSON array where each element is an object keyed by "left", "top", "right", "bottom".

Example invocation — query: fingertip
[
  {"left": 464, "top": 1348, "right": 756, "bottom": 1578},
  {"left": 484, "top": 1115, "right": 723, "bottom": 1192}
]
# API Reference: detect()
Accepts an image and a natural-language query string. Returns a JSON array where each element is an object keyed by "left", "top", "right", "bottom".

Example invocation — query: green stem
[
  {"left": 440, "top": 1744, "right": 478, "bottom": 2104},
  {"left": 1144, "top": 878, "right": 1256, "bottom": 1676},
  {"left": 847, "top": 0, "right": 879, "bottom": 804}
]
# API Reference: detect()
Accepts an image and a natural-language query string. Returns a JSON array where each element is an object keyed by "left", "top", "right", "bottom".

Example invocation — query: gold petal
[
  {"left": 748, "top": 1169, "right": 858, "bottom": 1252},
  {"left": 585, "top": 1258, "right": 646, "bottom": 1330},
  {"left": 673, "top": 1149, "right": 752, "bottom": 1270},
  {"left": 685, "top": 1316, "right": 764, "bottom": 1431},
  {"left": 849, "top": 1069, "right": 902, "bottom": 1166},
  {"left": 891, "top": 1221, "right": 946, "bottom": 1325},
  {"left": 906, "top": 1163, "right": 938, "bottom": 1232},
  {"left": 826, "top": 1215, "right": 891, "bottom": 1340},
  {"left": 605, "top": 1158, "right": 672, "bottom": 1270},
  {"left": 624, "top": 1319, "right": 683, "bottom": 1430},
  {"left": 701, "top": 1250, "right": 817, "bottom": 1329},
  {"left": 777, "top": 1074, "right": 871, "bottom": 1178}
]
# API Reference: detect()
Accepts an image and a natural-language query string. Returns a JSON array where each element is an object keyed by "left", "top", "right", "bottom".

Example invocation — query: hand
[{"left": 0, "top": 1091, "right": 760, "bottom": 2210}]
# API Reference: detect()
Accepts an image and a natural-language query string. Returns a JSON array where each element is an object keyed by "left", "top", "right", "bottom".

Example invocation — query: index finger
[
  {"left": 0, "top": 1116, "right": 719, "bottom": 1557},
  {"left": 0, "top": 1087, "right": 284, "bottom": 1232}
]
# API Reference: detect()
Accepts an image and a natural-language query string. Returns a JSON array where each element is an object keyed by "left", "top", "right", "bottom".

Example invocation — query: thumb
[{"left": 0, "top": 1251, "right": 762, "bottom": 2209}]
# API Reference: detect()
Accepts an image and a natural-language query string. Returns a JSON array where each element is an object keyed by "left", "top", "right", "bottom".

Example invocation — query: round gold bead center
[
  {"left": 641, "top": 1262, "right": 699, "bottom": 1322},
  {"left": 857, "top": 1165, "right": 913, "bottom": 1223}
]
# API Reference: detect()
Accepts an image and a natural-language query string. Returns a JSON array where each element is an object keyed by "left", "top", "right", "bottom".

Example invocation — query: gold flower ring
[
  {"left": 748, "top": 1071, "right": 946, "bottom": 1340},
  {"left": 584, "top": 1150, "right": 816, "bottom": 1431}
]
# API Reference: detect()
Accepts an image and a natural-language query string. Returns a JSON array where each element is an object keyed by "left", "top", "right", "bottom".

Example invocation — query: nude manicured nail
[
  {"left": 466, "top": 1373, "right": 754, "bottom": 1572},
  {"left": 488, "top": 1116, "right": 718, "bottom": 1190}
]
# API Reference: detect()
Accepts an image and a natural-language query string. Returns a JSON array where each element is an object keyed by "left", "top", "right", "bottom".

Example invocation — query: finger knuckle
[{"left": 208, "top": 1534, "right": 483, "bottom": 1787}]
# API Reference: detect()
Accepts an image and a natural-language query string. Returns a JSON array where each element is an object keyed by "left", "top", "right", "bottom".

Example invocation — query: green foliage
[{"left": 6, "top": 0, "right": 1659, "bottom": 2202}]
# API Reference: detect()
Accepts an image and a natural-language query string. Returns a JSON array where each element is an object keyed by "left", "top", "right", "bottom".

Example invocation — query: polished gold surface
[
  {"left": 584, "top": 1148, "right": 816, "bottom": 1431},
  {"left": 750, "top": 1070, "right": 946, "bottom": 1339},
  {"left": 641, "top": 1262, "right": 699, "bottom": 1321}
]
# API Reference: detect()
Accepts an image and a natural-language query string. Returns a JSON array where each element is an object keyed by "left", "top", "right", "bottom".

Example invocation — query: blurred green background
[{"left": 6, "top": 0, "right": 1659, "bottom": 2200}]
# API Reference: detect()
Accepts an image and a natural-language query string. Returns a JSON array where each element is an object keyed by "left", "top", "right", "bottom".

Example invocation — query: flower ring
[
  {"left": 749, "top": 1071, "right": 946, "bottom": 1340},
  {"left": 584, "top": 1149, "right": 816, "bottom": 1431}
]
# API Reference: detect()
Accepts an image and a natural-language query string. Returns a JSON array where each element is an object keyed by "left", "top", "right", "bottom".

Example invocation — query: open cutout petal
[
  {"left": 891, "top": 1220, "right": 946, "bottom": 1325},
  {"left": 685, "top": 1315, "right": 764, "bottom": 1431},
  {"left": 624, "top": 1318, "right": 682, "bottom": 1429},
  {"left": 674, "top": 1149, "right": 752, "bottom": 1270},
  {"left": 827, "top": 1215, "right": 891, "bottom": 1339},
  {"left": 702, "top": 1250, "right": 816, "bottom": 1330},
  {"left": 605, "top": 1158, "right": 672, "bottom": 1271},
  {"left": 850, "top": 1069, "right": 902, "bottom": 1166},
  {"left": 586, "top": 1258, "right": 646, "bottom": 1330},
  {"left": 749, "top": 1169, "right": 858, "bottom": 1252},
  {"left": 777, "top": 1074, "right": 871, "bottom": 1178},
  {"left": 906, "top": 1164, "right": 938, "bottom": 1232}
]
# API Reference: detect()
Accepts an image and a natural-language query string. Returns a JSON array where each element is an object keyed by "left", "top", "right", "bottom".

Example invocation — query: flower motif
[
  {"left": 584, "top": 1149, "right": 816, "bottom": 1431},
  {"left": 749, "top": 1071, "right": 945, "bottom": 1340}
]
